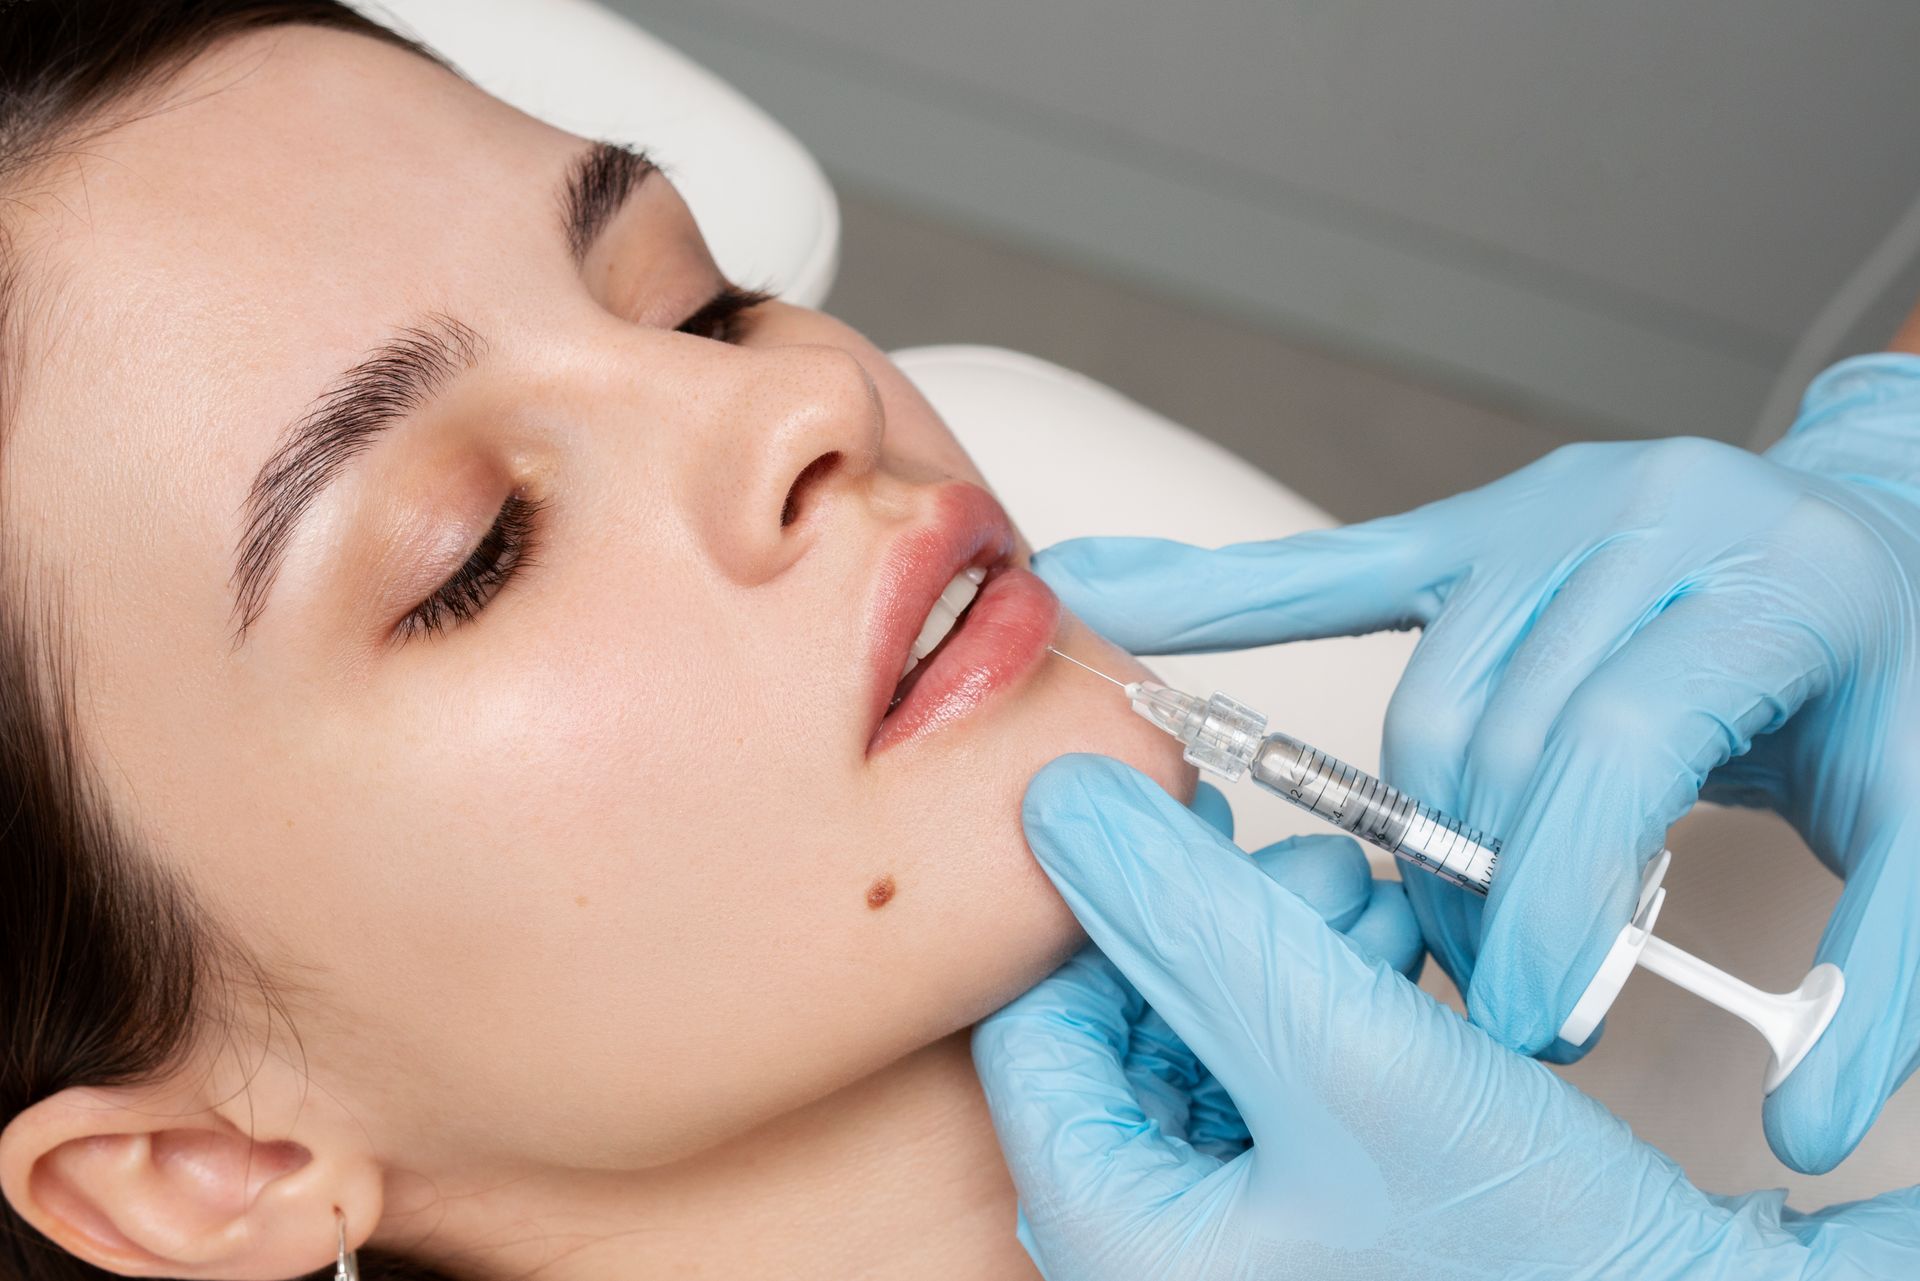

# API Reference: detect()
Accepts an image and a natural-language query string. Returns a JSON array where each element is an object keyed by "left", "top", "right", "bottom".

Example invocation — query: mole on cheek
[{"left": 865, "top": 875, "right": 896, "bottom": 910}]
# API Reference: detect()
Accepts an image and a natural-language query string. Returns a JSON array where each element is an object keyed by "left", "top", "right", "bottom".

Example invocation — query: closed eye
[
  {"left": 392, "top": 286, "right": 761, "bottom": 645},
  {"left": 676, "top": 283, "right": 771, "bottom": 344},
  {"left": 397, "top": 490, "right": 545, "bottom": 642}
]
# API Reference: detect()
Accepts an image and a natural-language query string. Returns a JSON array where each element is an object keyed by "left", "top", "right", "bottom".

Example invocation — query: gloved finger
[
  {"left": 1395, "top": 868, "right": 1480, "bottom": 1010},
  {"left": 1246, "top": 835, "right": 1425, "bottom": 977},
  {"left": 1030, "top": 506, "right": 1473, "bottom": 655},
  {"left": 1469, "top": 590, "right": 1835, "bottom": 1055},
  {"left": 1021, "top": 754, "right": 1392, "bottom": 1142},
  {"left": 1765, "top": 804, "right": 1920, "bottom": 1174},
  {"left": 1188, "top": 780, "right": 1234, "bottom": 839},
  {"left": 1131, "top": 783, "right": 1237, "bottom": 1148},
  {"left": 1184, "top": 1073, "right": 1250, "bottom": 1162},
  {"left": 972, "top": 946, "right": 1217, "bottom": 1215},
  {"left": 1119, "top": 1006, "right": 1256, "bottom": 1162},
  {"left": 1776, "top": 1183, "right": 1920, "bottom": 1268},
  {"left": 1370, "top": 569, "right": 1568, "bottom": 992},
  {"left": 1245, "top": 834, "right": 1372, "bottom": 933},
  {"left": 1394, "top": 541, "right": 1687, "bottom": 1020},
  {"left": 1342, "top": 879, "right": 1426, "bottom": 979},
  {"left": 1123, "top": 1006, "right": 1204, "bottom": 1144},
  {"left": 1430, "top": 509, "right": 1807, "bottom": 1019},
  {"left": 1453, "top": 459, "right": 1808, "bottom": 841},
  {"left": 1173, "top": 834, "right": 1420, "bottom": 1151},
  {"left": 1455, "top": 538, "right": 1704, "bottom": 839},
  {"left": 1124, "top": 791, "right": 1262, "bottom": 1158},
  {"left": 1128, "top": 790, "right": 1262, "bottom": 1157}
]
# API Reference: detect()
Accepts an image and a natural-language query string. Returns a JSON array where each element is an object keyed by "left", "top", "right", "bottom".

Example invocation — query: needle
[{"left": 1046, "top": 645, "right": 1128, "bottom": 689}]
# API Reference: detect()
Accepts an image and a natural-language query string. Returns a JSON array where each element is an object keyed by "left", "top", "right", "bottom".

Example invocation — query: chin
[
  {"left": 896, "top": 618, "right": 1203, "bottom": 1025},
  {"left": 969, "top": 719, "right": 1197, "bottom": 1020},
  {"left": 1013, "top": 620, "right": 1203, "bottom": 883}
]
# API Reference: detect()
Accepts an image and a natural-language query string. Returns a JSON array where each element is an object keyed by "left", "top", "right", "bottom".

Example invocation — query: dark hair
[{"left": 1, "top": 4, "right": 462, "bottom": 1278}]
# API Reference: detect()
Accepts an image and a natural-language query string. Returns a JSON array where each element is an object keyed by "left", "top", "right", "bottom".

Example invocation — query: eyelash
[
  {"left": 398, "top": 490, "right": 546, "bottom": 642},
  {"left": 397, "top": 285, "right": 763, "bottom": 643},
  {"left": 676, "top": 283, "right": 772, "bottom": 343}
]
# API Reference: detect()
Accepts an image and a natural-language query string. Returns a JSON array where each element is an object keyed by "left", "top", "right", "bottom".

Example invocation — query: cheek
[{"left": 283, "top": 641, "right": 894, "bottom": 1166}]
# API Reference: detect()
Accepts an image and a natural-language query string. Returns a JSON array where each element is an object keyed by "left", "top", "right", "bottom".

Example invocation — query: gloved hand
[
  {"left": 1111, "top": 780, "right": 1422, "bottom": 1165},
  {"left": 1032, "top": 352, "right": 1920, "bottom": 1173},
  {"left": 1181, "top": 781, "right": 1425, "bottom": 981},
  {"left": 974, "top": 754, "right": 1920, "bottom": 1280}
]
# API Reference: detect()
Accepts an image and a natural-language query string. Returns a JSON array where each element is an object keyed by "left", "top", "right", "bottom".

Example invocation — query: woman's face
[{"left": 3, "top": 27, "right": 1190, "bottom": 1166}]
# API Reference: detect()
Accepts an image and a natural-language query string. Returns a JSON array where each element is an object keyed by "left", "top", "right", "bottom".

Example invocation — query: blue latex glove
[
  {"left": 975, "top": 755, "right": 1920, "bottom": 1280},
  {"left": 1033, "top": 353, "right": 1920, "bottom": 1174},
  {"left": 1111, "top": 781, "right": 1423, "bottom": 1163},
  {"left": 1183, "top": 782, "right": 1426, "bottom": 981}
]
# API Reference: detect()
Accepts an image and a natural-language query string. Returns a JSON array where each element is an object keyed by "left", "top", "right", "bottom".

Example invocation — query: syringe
[{"left": 1049, "top": 648, "right": 1845, "bottom": 1092}]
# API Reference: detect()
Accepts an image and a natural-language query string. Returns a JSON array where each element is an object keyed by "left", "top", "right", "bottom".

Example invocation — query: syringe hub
[{"left": 1124, "top": 680, "right": 1268, "bottom": 782}]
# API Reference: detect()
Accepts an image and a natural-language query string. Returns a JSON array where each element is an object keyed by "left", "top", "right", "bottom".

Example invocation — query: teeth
[
  {"left": 916, "top": 571, "right": 982, "bottom": 657},
  {"left": 939, "top": 573, "right": 981, "bottom": 614},
  {"left": 899, "top": 569, "right": 985, "bottom": 684}
]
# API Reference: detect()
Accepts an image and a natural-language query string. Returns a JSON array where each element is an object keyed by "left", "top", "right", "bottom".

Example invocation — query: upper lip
[{"left": 864, "top": 483, "right": 1016, "bottom": 747}]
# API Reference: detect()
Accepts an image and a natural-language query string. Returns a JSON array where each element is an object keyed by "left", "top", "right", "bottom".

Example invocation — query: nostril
[{"left": 781, "top": 451, "right": 840, "bottom": 528}]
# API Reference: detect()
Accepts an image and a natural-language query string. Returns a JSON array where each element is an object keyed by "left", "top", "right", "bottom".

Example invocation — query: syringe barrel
[{"left": 1248, "top": 731, "right": 1500, "bottom": 897}]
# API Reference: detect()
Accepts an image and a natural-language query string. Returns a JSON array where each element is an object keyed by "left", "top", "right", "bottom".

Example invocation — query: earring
[{"left": 334, "top": 1205, "right": 360, "bottom": 1281}]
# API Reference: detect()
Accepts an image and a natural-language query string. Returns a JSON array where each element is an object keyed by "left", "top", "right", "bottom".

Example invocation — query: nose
[{"left": 674, "top": 342, "right": 885, "bottom": 584}]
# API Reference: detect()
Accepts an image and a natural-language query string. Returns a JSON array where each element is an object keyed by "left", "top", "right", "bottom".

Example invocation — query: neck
[{"left": 399, "top": 1031, "right": 1037, "bottom": 1281}]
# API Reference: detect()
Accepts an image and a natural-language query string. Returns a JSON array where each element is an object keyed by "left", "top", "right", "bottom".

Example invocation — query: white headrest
[{"left": 350, "top": 0, "right": 839, "bottom": 306}]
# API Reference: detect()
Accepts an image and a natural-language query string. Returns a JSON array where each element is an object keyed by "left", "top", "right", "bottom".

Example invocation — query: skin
[
  {"left": 1894, "top": 301, "right": 1920, "bottom": 357},
  {"left": 0, "top": 26, "right": 1191, "bottom": 1280}
]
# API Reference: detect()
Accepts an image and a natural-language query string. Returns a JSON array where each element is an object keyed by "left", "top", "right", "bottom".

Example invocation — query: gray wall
[{"left": 616, "top": 0, "right": 1920, "bottom": 442}]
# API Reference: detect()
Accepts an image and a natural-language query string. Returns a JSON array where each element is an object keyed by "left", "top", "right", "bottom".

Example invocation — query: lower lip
[{"left": 868, "top": 567, "right": 1061, "bottom": 754}]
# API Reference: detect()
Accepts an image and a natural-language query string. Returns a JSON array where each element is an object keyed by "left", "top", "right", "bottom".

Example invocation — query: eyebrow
[
  {"left": 226, "top": 140, "right": 657, "bottom": 649},
  {"left": 562, "top": 140, "right": 659, "bottom": 266}
]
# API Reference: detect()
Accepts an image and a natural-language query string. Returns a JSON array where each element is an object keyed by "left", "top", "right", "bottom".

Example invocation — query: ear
[{"left": 0, "top": 1067, "right": 383, "bottom": 1279}]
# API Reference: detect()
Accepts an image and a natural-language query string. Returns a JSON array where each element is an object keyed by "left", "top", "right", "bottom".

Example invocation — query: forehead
[
  {"left": 2, "top": 26, "right": 567, "bottom": 651},
  {"left": 22, "top": 25, "right": 564, "bottom": 345},
  {"left": 15, "top": 25, "right": 567, "bottom": 412}
]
